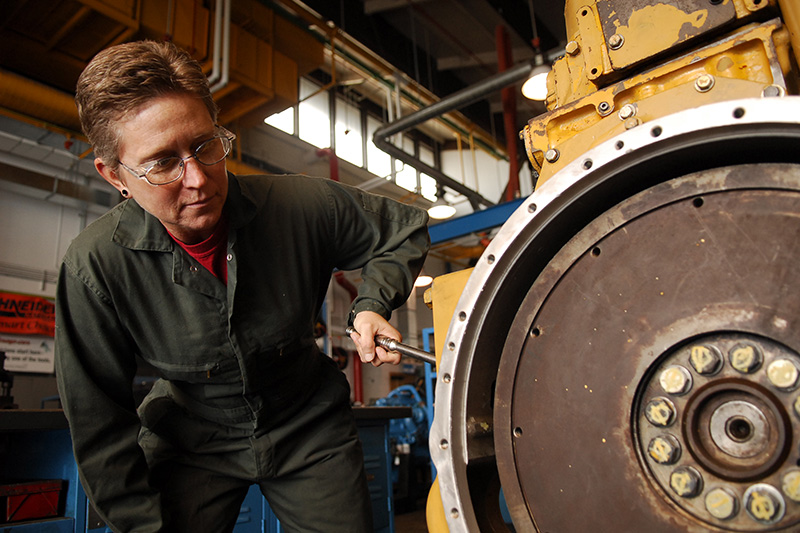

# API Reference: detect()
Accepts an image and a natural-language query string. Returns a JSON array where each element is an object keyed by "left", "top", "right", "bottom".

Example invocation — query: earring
[{"left": 121, "top": 189, "right": 129, "bottom": 198}]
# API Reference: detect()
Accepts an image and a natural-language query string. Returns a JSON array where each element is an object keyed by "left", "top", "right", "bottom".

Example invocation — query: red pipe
[
  {"left": 495, "top": 25, "right": 520, "bottom": 202},
  {"left": 316, "top": 147, "right": 340, "bottom": 182}
]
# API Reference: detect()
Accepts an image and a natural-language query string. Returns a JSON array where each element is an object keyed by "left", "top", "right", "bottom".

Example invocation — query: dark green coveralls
[{"left": 55, "top": 173, "right": 430, "bottom": 532}]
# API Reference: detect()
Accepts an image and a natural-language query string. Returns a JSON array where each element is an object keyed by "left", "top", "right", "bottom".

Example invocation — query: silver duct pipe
[{"left": 372, "top": 59, "right": 535, "bottom": 210}]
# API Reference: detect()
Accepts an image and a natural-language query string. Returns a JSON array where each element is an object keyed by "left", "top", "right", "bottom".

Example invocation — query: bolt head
[
  {"left": 608, "top": 33, "right": 624, "bottom": 50},
  {"left": 744, "top": 483, "right": 785, "bottom": 524},
  {"left": 618, "top": 104, "right": 636, "bottom": 120},
  {"left": 670, "top": 466, "right": 703, "bottom": 498},
  {"left": 689, "top": 344, "right": 722, "bottom": 375},
  {"left": 659, "top": 365, "right": 693, "bottom": 395},
  {"left": 705, "top": 487, "right": 738, "bottom": 520},
  {"left": 695, "top": 74, "right": 715, "bottom": 92},
  {"left": 647, "top": 435, "right": 681, "bottom": 465},
  {"left": 645, "top": 397, "right": 676, "bottom": 427},
  {"left": 544, "top": 148, "right": 560, "bottom": 163},
  {"left": 767, "top": 359, "right": 799, "bottom": 390},
  {"left": 729, "top": 343, "right": 763, "bottom": 374},
  {"left": 565, "top": 40, "right": 580, "bottom": 56},
  {"left": 782, "top": 470, "right": 800, "bottom": 503}
]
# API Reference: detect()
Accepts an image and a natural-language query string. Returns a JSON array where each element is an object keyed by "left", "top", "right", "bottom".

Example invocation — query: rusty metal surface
[
  {"left": 496, "top": 166, "right": 800, "bottom": 531},
  {"left": 430, "top": 97, "right": 800, "bottom": 533}
]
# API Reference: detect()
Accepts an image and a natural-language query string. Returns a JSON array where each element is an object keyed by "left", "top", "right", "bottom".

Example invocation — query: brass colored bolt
[
  {"left": 544, "top": 148, "right": 560, "bottom": 163},
  {"left": 695, "top": 74, "right": 715, "bottom": 92},
  {"left": 647, "top": 435, "right": 681, "bottom": 465},
  {"left": 705, "top": 487, "right": 738, "bottom": 520},
  {"left": 767, "top": 359, "right": 799, "bottom": 390},
  {"left": 565, "top": 40, "right": 581, "bottom": 56},
  {"left": 744, "top": 484, "right": 784, "bottom": 524},
  {"left": 782, "top": 470, "right": 800, "bottom": 503},
  {"left": 659, "top": 365, "right": 693, "bottom": 395},
  {"left": 689, "top": 344, "right": 722, "bottom": 375},
  {"left": 624, "top": 118, "right": 640, "bottom": 130},
  {"left": 645, "top": 397, "right": 676, "bottom": 427},
  {"left": 729, "top": 343, "right": 763, "bottom": 374},
  {"left": 670, "top": 466, "right": 703, "bottom": 498},
  {"left": 608, "top": 33, "right": 624, "bottom": 50}
]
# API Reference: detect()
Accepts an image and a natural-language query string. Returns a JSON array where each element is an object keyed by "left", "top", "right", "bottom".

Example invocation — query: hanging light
[
  {"left": 414, "top": 273, "right": 433, "bottom": 287},
  {"left": 522, "top": 0, "right": 549, "bottom": 101},
  {"left": 428, "top": 196, "right": 456, "bottom": 219},
  {"left": 521, "top": 53, "right": 549, "bottom": 101}
]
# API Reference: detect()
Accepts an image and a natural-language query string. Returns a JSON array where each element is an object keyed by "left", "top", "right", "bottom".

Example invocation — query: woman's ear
[{"left": 95, "top": 158, "right": 128, "bottom": 197}]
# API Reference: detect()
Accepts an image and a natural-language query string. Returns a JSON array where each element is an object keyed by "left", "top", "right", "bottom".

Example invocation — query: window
[
  {"left": 366, "top": 115, "right": 392, "bottom": 178},
  {"left": 264, "top": 107, "right": 294, "bottom": 135},
  {"left": 298, "top": 78, "right": 331, "bottom": 149},
  {"left": 419, "top": 144, "right": 437, "bottom": 201},
  {"left": 335, "top": 97, "right": 363, "bottom": 167},
  {"left": 395, "top": 135, "right": 417, "bottom": 193}
]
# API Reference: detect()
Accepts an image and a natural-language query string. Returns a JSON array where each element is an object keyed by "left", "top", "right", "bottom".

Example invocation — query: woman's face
[{"left": 96, "top": 93, "right": 229, "bottom": 244}]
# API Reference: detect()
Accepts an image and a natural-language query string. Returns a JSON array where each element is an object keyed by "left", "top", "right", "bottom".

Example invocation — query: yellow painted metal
[
  {"left": 0, "top": 69, "right": 82, "bottom": 133},
  {"left": 526, "top": 16, "right": 794, "bottom": 185},
  {"left": 423, "top": 269, "right": 473, "bottom": 532},
  {"left": 781, "top": 0, "right": 800, "bottom": 68},
  {"left": 426, "top": 479, "right": 450, "bottom": 533}
]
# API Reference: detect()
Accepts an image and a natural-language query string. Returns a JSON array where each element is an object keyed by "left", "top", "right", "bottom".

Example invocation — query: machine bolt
[
  {"left": 729, "top": 343, "right": 763, "bottom": 374},
  {"left": 659, "top": 365, "right": 693, "bottom": 395},
  {"left": 782, "top": 470, "right": 800, "bottom": 503},
  {"left": 618, "top": 104, "right": 636, "bottom": 120},
  {"left": 624, "top": 118, "right": 640, "bottom": 130},
  {"left": 647, "top": 435, "right": 681, "bottom": 465},
  {"left": 565, "top": 40, "right": 581, "bottom": 56},
  {"left": 689, "top": 344, "right": 723, "bottom": 375},
  {"left": 744, "top": 483, "right": 785, "bottom": 524},
  {"left": 695, "top": 74, "right": 715, "bottom": 92},
  {"left": 705, "top": 487, "right": 738, "bottom": 520},
  {"left": 762, "top": 85, "right": 784, "bottom": 98},
  {"left": 670, "top": 466, "right": 703, "bottom": 498},
  {"left": 544, "top": 148, "right": 560, "bottom": 163},
  {"left": 767, "top": 359, "right": 799, "bottom": 390},
  {"left": 608, "top": 33, "right": 624, "bottom": 50},
  {"left": 598, "top": 101, "right": 612, "bottom": 115},
  {"left": 645, "top": 397, "right": 676, "bottom": 427}
]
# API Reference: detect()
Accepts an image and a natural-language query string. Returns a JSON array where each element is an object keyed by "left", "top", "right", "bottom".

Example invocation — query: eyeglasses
[{"left": 118, "top": 126, "right": 236, "bottom": 186}]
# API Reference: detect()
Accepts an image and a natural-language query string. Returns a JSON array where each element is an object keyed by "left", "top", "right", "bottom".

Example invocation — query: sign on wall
[{"left": 0, "top": 292, "right": 55, "bottom": 373}]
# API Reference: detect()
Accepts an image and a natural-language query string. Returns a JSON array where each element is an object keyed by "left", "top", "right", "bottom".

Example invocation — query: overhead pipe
[
  {"left": 372, "top": 59, "right": 535, "bottom": 210},
  {"left": 209, "top": 0, "right": 231, "bottom": 94},
  {"left": 205, "top": 0, "right": 224, "bottom": 86}
]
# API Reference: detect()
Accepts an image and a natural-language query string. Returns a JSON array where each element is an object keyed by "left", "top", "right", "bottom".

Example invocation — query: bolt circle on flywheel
[{"left": 637, "top": 333, "right": 800, "bottom": 530}]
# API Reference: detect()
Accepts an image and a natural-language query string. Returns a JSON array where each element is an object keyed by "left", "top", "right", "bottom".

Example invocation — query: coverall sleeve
[
  {"left": 55, "top": 258, "right": 165, "bottom": 532},
  {"left": 326, "top": 181, "right": 431, "bottom": 324}
]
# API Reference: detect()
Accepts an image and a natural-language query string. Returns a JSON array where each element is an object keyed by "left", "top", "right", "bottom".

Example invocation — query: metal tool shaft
[{"left": 346, "top": 327, "right": 436, "bottom": 365}]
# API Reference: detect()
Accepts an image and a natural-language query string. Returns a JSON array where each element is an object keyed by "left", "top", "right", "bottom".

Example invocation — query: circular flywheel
[{"left": 430, "top": 98, "right": 800, "bottom": 532}]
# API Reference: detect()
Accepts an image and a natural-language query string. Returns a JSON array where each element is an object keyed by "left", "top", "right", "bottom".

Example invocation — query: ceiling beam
[{"left": 364, "top": 0, "right": 435, "bottom": 15}]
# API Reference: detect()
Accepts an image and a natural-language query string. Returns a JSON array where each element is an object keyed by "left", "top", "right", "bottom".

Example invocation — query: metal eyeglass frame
[{"left": 118, "top": 126, "right": 236, "bottom": 186}]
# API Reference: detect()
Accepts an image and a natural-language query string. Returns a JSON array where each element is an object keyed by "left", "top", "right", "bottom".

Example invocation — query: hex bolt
[
  {"left": 744, "top": 483, "right": 785, "bottom": 524},
  {"left": 689, "top": 344, "right": 723, "bottom": 375},
  {"left": 670, "top": 466, "right": 703, "bottom": 498},
  {"left": 608, "top": 33, "right": 624, "bottom": 50},
  {"left": 729, "top": 343, "right": 763, "bottom": 374},
  {"left": 645, "top": 397, "right": 676, "bottom": 427},
  {"left": 705, "top": 487, "right": 739, "bottom": 520},
  {"left": 544, "top": 148, "right": 560, "bottom": 163},
  {"left": 659, "top": 365, "right": 693, "bottom": 395},
  {"left": 782, "top": 470, "right": 800, "bottom": 503},
  {"left": 762, "top": 85, "right": 783, "bottom": 98},
  {"left": 767, "top": 359, "right": 799, "bottom": 390},
  {"left": 695, "top": 74, "right": 715, "bottom": 92},
  {"left": 565, "top": 40, "right": 581, "bottom": 56},
  {"left": 618, "top": 104, "right": 636, "bottom": 120},
  {"left": 647, "top": 435, "right": 681, "bottom": 465},
  {"left": 624, "top": 118, "right": 640, "bottom": 130}
]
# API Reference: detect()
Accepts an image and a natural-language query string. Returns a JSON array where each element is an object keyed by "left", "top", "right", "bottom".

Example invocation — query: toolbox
[{"left": 0, "top": 479, "right": 63, "bottom": 522}]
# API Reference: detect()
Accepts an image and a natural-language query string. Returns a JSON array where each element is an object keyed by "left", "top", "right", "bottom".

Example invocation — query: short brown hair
[{"left": 76, "top": 40, "right": 218, "bottom": 165}]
